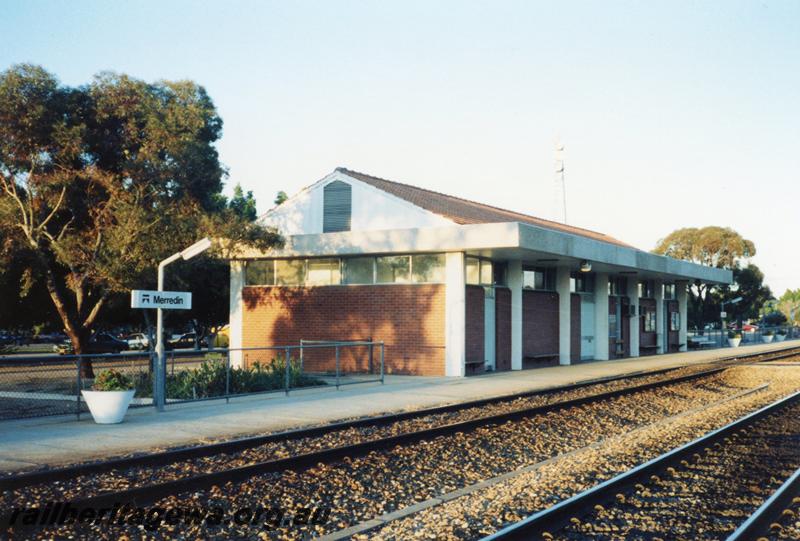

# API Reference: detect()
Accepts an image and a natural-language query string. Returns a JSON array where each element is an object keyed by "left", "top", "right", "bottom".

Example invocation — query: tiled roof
[{"left": 337, "top": 167, "right": 633, "bottom": 249}]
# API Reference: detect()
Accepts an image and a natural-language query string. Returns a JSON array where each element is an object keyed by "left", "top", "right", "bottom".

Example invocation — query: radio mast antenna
[{"left": 554, "top": 140, "right": 567, "bottom": 224}]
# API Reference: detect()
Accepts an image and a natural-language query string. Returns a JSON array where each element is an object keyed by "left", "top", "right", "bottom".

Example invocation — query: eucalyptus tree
[{"left": 0, "top": 64, "right": 280, "bottom": 374}]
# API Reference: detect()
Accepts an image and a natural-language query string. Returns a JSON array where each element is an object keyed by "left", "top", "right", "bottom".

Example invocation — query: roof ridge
[{"left": 336, "top": 167, "right": 625, "bottom": 243}]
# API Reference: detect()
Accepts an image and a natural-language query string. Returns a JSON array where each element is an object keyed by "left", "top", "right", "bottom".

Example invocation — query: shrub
[
  {"left": 728, "top": 331, "right": 742, "bottom": 339},
  {"left": 134, "top": 356, "right": 325, "bottom": 400},
  {"left": 92, "top": 369, "right": 134, "bottom": 391},
  {"left": 763, "top": 329, "right": 774, "bottom": 336},
  {"left": 777, "top": 329, "right": 788, "bottom": 336}
]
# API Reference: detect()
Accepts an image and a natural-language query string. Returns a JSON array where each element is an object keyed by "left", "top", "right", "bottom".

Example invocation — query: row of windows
[
  {"left": 245, "top": 254, "right": 446, "bottom": 286},
  {"left": 609, "top": 278, "right": 678, "bottom": 299},
  {"left": 245, "top": 256, "right": 683, "bottom": 296}
]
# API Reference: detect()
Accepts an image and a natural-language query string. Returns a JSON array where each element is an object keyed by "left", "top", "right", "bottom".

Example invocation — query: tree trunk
[
  {"left": 68, "top": 328, "right": 95, "bottom": 379},
  {"left": 42, "top": 267, "right": 100, "bottom": 379}
]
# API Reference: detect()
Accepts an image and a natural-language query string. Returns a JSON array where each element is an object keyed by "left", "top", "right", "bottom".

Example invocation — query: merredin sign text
[{"left": 130, "top": 290, "right": 192, "bottom": 310}]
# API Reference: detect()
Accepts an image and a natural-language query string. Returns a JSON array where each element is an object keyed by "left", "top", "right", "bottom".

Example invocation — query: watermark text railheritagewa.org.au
[{"left": 5, "top": 501, "right": 331, "bottom": 531}]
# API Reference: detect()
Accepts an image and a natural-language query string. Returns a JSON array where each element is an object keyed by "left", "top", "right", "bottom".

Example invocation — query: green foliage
[
  {"left": 135, "top": 356, "right": 324, "bottom": 399},
  {"left": 274, "top": 190, "right": 288, "bottom": 206},
  {"left": 777, "top": 289, "right": 800, "bottom": 325},
  {"left": 728, "top": 330, "right": 742, "bottom": 339},
  {"left": 653, "top": 226, "right": 759, "bottom": 328},
  {"left": 228, "top": 184, "right": 258, "bottom": 221},
  {"left": 92, "top": 369, "right": 134, "bottom": 391},
  {"left": 763, "top": 329, "right": 774, "bottom": 336},
  {"left": 712, "top": 264, "right": 773, "bottom": 323},
  {"left": 653, "top": 226, "right": 755, "bottom": 269},
  {"left": 761, "top": 311, "right": 787, "bottom": 326},
  {"left": 0, "top": 64, "right": 282, "bottom": 354}
]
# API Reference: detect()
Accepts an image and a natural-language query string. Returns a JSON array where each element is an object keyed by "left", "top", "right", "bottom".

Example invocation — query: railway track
[
  {"left": 482, "top": 387, "right": 800, "bottom": 541},
  {"left": 726, "top": 465, "right": 800, "bottom": 541},
  {"left": 3, "top": 345, "right": 800, "bottom": 538}
]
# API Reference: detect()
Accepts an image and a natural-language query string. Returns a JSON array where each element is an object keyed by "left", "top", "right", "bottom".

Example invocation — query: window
[
  {"left": 571, "top": 272, "right": 595, "bottom": 293},
  {"left": 466, "top": 257, "right": 481, "bottom": 284},
  {"left": 245, "top": 260, "right": 275, "bottom": 285},
  {"left": 343, "top": 257, "right": 374, "bottom": 284},
  {"left": 608, "top": 277, "right": 627, "bottom": 296},
  {"left": 663, "top": 283, "right": 676, "bottom": 300},
  {"left": 670, "top": 311, "right": 680, "bottom": 331},
  {"left": 523, "top": 268, "right": 555, "bottom": 290},
  {"left": 377, "top": 255, "right": 410, "bottom": 283},
  {"left": 643, "top": 309, "right": 656, "bottom": 332},
  {"left": 466, "top": 257, "right": 494, "bottom": 285},
  {"left": 480, "top": 260, "right": 493, "bottom": 285},
  {"left": 412, "top": 254, "right": 445, "bottom": 283},
  {"left": 323, "top": 181, "right": 352, "bottom": 233},
  {"left": 638, "top": 280, "right": 655, "bottom": 298},
  {"left": 307, "top": 258, "right": 341, "bottom": 285},
  {"left": 275, "top": 259, "right": 306, "bottom": 286},
  {"left": 493, "top": 262, "right": 508, "bottom": 286}
]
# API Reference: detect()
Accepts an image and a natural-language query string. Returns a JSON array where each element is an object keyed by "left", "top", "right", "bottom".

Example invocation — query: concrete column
[
  {"left": 654, "top": 279, "right": 664, "bottom": 354},
  {"left": 229, "top": 260, "right": 245, "bottom": 368},
  {"left": 627, "top": 278, "right": 640, "bottom": 357},
  {"left": 677, "top": 280, "right": 689, "bottom": 352},
  {"left": 556, "top": 267, "right": 571, "bottom": 365},
  {"left": 594, "top": 272, "right": 609, "bottom": 361},
  {"left": 508, "top": 259, "right": 524, "bottom": 370},
  {"left": 444, "top": 252, "right": 466, "bottom": 376}
]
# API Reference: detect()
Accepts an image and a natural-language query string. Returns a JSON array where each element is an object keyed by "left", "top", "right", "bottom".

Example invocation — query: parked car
[
  {"left": 166, "top": 332, "right": 207, "bottom": 350},
  {"left": 54, "top": 333, "right": 130, "bottom": 355},
  {"left": 125, "top": 333, "right": 150, "bottom": 350}
]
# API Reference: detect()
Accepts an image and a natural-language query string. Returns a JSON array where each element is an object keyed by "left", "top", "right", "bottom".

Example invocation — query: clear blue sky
[{"left": 2, "top": 0, "right": 798, "bottom": 295}]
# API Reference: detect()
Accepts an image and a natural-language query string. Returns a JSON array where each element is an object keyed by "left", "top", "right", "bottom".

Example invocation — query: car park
[
  {"left": 54, "top": 332, "right": 130, "bottom": 355},
  {"left": 125, "top": 333, "right": 150, "bottom": 350}
]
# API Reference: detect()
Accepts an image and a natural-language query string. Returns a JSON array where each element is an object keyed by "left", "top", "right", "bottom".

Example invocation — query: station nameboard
[{"left": 131, "top": 290, "right": 192, "bottom": 310}]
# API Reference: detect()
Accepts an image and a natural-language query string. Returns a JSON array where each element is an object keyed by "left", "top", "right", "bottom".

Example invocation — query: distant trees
[
  {"left": 653, "top": 226, "right": 764, "bottom": 328},
  {"left": 0, "top": 64, "right": 280, "bottom": 371},
  {"left": 777, "top": 289, "right": 800, "bottom": 327},
  {"left": 274, "top": 190, "right": 288, "bottom": 206}
]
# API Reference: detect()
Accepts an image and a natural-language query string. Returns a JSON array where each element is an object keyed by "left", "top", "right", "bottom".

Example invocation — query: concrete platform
[{"left": 0, "top": 340, "right": 797, "bottom": 473}]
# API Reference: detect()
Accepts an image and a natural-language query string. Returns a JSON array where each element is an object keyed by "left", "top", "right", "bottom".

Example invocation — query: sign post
[
  {"left": 132, "top": 237, "right": 211, "bottom": 412},
  {"left": 131, "top": 289, "right": 192, "bottom": 411}
]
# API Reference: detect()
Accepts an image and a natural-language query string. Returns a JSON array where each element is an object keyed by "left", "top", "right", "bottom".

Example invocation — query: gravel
[
  {"left": 0, "top": 364, "right": 720, "bottom": 505},
  {"left": 369, "top": 366, "right": 800, "bottom": 541},
  {"left": 12, "top": 366, "right": 782, "bottom": 540}
]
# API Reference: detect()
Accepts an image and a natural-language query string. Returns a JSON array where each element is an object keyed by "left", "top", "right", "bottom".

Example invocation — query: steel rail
[
  {"left": 480, "top": 388, "right": 800, "bottom": 541},
  {"left": 2, "top": 345, "right": 798, "bottom": 495},
  {"left": 0, "top": 365, "right": 741, "bottom": 528},
  {"left": 726, "top": 465, "right": 800, "bottom": 541}
]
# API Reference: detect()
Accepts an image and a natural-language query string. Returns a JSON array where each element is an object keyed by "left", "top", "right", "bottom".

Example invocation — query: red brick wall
[
  {"left": 241, "top": 284, "right": 446, "bottom": 376},
  {"left": 571, "top": 294, "right": 581, "bottom": 362},
  {"left": 495, "top": 288, "right": 512, "bottom": 371},
  {"left": 465, "top": 285, "right": 485, "bottom": 373},
  {"left": 523, "top": 290, "right": 559, "bottom": 358}
]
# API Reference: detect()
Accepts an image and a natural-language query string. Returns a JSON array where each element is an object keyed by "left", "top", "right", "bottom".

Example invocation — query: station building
[{"left": 228, "top": 168, "right": 731, "bottom": 376}]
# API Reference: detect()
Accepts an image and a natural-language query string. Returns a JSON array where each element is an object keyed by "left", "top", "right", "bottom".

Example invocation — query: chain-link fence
[
  {"left": 0, "top": 340, "right": 385, "bottom": 421},
  {"left": 0, "top": 352, "right": 153, "bottom": 420}
]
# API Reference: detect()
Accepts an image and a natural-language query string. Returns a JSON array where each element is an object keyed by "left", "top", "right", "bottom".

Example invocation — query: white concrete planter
[
  {"left": 762, "top": 335, "right": 774, "bottom": 344},
  {"left": 728, "top": 337, "right": 741, "bottom": 348},
  {"left": 81, "top": 389, "right": 135, "bottom": 424},
  {"left": 775, "top": 334, "right": 786, "bottom": 342}
]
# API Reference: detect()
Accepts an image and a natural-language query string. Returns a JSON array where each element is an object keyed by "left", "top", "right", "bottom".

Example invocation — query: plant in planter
[
  {"left": 776, "top": 329, "right": 787, "bottom": 342},
  {"left": 762, "top": 329, "right": 774, "bottom": 343},
  {"left": 727, "top": 331, "right": 742, "bottom": 348},
  {"left": 81, "top": 369, "right": 136, "bottom": 424}
]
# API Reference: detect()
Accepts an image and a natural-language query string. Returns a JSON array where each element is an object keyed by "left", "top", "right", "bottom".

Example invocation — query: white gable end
[{"left": 260, "top": 170, "right": 454, "bottom": 236}]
